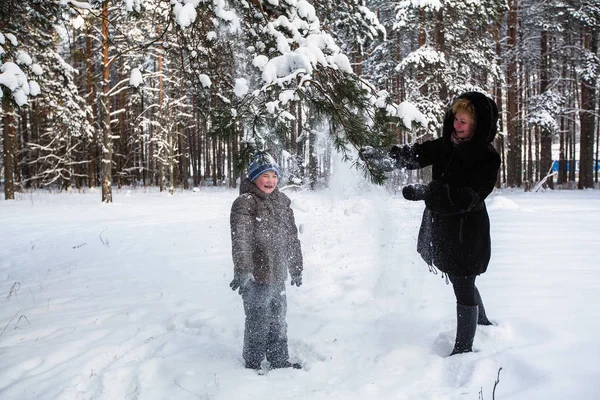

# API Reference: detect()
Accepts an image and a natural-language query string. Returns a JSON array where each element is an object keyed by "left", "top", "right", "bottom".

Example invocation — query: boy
[{"left": 230, "top": 153, "right": 303, "bottom": 370}]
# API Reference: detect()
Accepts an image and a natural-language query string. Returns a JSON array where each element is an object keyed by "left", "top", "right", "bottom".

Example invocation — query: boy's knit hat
[{"left": 248, "top": 153, "right": 280, "bottom": 182}]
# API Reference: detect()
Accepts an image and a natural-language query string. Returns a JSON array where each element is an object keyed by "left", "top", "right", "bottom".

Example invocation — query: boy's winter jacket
[
  {"left": 394, "top": 92, "right": 501, "bottom": 276},
  {"left": 230, "top": 179, "right": 303, "bottom": 284}
]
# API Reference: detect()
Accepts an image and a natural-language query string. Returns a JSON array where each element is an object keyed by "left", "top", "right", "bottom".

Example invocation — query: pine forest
[{"left": 1, "top": 0, "right": 599, "bottom": 202}]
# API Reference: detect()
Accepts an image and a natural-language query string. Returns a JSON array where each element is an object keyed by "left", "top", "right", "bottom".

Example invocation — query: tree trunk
[
  {"left": 211, "top": 135, "right": 217, "bottom": 186},
  {"left": 204, "top": 129, "right": 210, "bottom": 183},
  {"left": 535, "top": 126, "right": 540, "bottom": 183},
  {"left": 418, "top": 8, "right": 427, "bottom": 96},
  {"left": 290, "top": 100, "right": 297, "bottom": 155},
  {"left": 117, "top": 65, "right": 127, "bottom": 189},
  {"left": 493, "top": 18, "right": 505, "bottom": 187},
  {"left": 158, "top": 53, "right": 165, "bottom": 192},
  {"left": 524, "top": 70, "right": 532, "bottom": 190},
  {"left": 594, "top": 104, "right": 600, "bottom": 183},
  {"left": 539, "top": 29, "right": 553, "bottom": 188},
  {"left": 101, "top": 0, "right": 113, "bottom": 203},
  {"left": 526, "top": 126, "right": 532, "bottom": 189},
  {"left": 506, "top": 0, "right": 520, "bottom": 187},
  {"left": 189, "top": 103, "right": 197, "bottom": 187},
  {"left": 2, "top": 97, "right": 15, "bottom": 200},
  {"left": 86, "top": 25, "right": 97, "bottom": 188},
  {"left": 558, "top": 57, "right": 569, "bottom": 185},
  {"left": 217, "top": 139, "right": 223, "bottom": 184},
  {"left": 180, "top": 124, "right": 189, "bottom": 190},
  {"left": 230, "top": 124, "right": 238, "bottom": 188},
  {"left": 569, "top": 117, "right": 576, "bottom": 183},
  {"left": 194, "top": 107, "right": 201, "bottom": 186},
  {"left": 168, "top": 125, "right": 175, "bottom": 195},
  {"left": 296, "top": 101, "right": 304, "bottom": 178},
  {"left": 11, "top": 109, "right": 21, "bottom": 192},
  {"left": 435, "top": 8, "right": 447, "bottom": 101},
  {"left": 308, "top": 128, "right": 317, "bottom": 190},
  {"left": 579, "top": 27, "right": 597, "bottom": 189},
  {"left": 558, "top": 115, "right": 566, "bottom": 185},
  {"left": 20, "top": 108, "right": 31, "bottom": 187}
]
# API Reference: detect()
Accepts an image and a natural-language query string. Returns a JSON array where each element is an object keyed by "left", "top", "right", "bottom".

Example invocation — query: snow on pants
[{"left": 241, "top": 281, "right": 288, "bottom": 366}]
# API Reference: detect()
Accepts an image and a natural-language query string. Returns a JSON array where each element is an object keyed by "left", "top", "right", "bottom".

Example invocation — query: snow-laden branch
[
  {"left": 104, "top": 76, "right": 135, "bottom": 98},
  {"left": 0, "top": 30, "right": 42, "bottom": 106},
  {"left": 55, "top": 0, "right": 93, "bottom": 10}
]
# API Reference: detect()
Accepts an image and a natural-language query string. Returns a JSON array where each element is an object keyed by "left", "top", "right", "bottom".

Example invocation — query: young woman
[{"left": 390, "top": 91, "right": 500, "bottom": 355}]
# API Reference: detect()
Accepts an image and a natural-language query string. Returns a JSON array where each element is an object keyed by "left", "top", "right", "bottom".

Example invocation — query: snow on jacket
[
  {"left": 230, "top": 178, "right": 303, "bottom": 284},
  {"left": 397, "top": 91, "right": 501, "bottom": 276}
]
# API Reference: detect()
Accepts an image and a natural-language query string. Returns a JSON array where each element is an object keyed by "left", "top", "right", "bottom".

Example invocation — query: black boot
[
  {"left": 449, "top": 304, "right": 478, "bottom": 356},
  {"left": 475, "top": 287, "right": 493, "bottom": 326}
]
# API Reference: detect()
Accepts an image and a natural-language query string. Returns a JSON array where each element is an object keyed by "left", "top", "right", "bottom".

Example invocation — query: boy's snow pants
[{"left": 241, "top": 281, "right": 289, "bottom": 367}]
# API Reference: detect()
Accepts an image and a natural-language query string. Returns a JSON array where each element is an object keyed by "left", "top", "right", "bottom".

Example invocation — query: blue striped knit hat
[{"left": 248, "top": 153, "right": 280, "bottom": 182}]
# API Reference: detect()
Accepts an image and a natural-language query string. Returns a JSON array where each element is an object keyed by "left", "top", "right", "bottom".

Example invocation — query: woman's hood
[{"left": 442, "top": 91, "right": 499, "bottom": 150}]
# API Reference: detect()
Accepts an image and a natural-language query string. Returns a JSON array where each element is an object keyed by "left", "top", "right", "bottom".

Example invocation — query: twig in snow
[
  {"left": 99, "top": 229, "right": 109, "bottom": 247},
  {"left": 125, "top": 386, "right": 138, "bottom": 398},
  {"left": 174, "top": 380, "right": 202, "bottom": 398},
  {"left": 0, "top": 311, "right": 20, "bottom": 339},
  {"left": 212, "top": 373, "right": 220, "bottom": 392},
  {"left": 6, "top": 282, "right": 20, "bottom": 300},
  {"left": 479, "top": 367, "right": 503, "bottom": 400},
  {"left": 492, "top": 367, "right": 502, "bottom": 400},
  {"left": 15, "top": 315, "right": 30, "bottom": 329},
  {"left": 533, "top": 165, "right": 557, "bottom": 192}
]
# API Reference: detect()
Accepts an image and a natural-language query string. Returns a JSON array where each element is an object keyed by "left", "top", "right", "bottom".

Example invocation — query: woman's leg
[
  {"left": 448, "top": 275, "right": 477, "bottom": 306},
  {"left": 474, "top": 286, "right": 493, "bottom": 325},
  {"left": 448, "top": 275, "right": 478, "bottom": 355},
  {"left": 449, "top": 275, "right": 493, "bottom": 324}
]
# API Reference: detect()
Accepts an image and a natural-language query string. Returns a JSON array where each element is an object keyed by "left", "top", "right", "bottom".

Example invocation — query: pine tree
[
  {"left": 366, "top": 0, "right": 505, "bottom": 147},
  {"left": 0, "top": 1, "right": 53, "bottom": 199},
  {"left": 166, "top": 0, "right": 417, "bottom": 186}
]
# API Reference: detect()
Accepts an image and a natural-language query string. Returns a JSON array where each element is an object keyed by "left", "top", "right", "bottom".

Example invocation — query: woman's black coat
[{"left": 394, "top": 92, "right": 501, "bottom": 276}]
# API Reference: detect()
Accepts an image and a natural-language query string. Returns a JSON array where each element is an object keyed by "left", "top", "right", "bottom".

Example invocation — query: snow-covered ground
[{"left": 1, "top": 168, "right": 599, "bottom": 400}]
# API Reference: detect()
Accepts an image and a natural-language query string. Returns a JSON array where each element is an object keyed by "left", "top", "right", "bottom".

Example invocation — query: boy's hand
[
  {"left": 230, "top": 272, "right": 254, "bottom": 294},
  {"left": 290, "top": 274, "right": 302, "bottom": 287}
]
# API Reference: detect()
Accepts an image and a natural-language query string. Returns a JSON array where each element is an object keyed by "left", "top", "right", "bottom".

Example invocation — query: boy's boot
[
  {"left": 475, "top": 287, "right": 493, "bottom": 326},
  {"left": 449, "top": 304, "right": 478, "bottom": 356},
  {"left": 244, "top": 361, "right": 262, "bottom": 370},
  {"left": 270, "top": 361, "right": 301, "bottom": 370}
]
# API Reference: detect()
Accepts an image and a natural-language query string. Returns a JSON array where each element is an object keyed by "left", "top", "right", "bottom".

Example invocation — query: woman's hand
[{"left": 402, "top": 184, "right": 429, "bottom": 201}]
